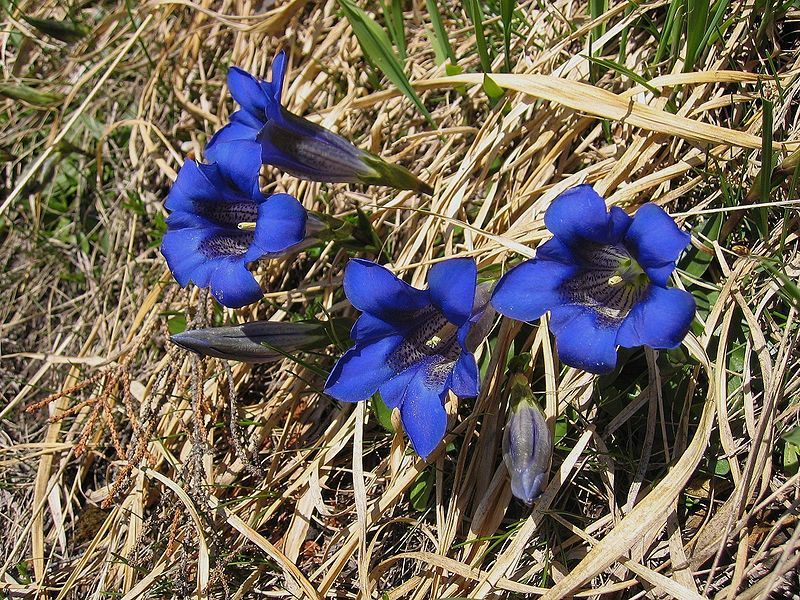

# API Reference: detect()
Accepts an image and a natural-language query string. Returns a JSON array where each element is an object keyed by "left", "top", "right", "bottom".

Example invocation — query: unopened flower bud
[{"left": 502, "top": 374, "right": 552, "bottom": 505}]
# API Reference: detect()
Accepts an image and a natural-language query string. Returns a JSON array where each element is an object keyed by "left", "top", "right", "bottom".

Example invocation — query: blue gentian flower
[
  {"left": 324, "top": 258, "right": 493, "bottom": 458},
  {"left": 161, "top": 151, "right": 307, "bottom": 308},
  {"left": 491, "top": 184, "right": 695, "bottom": 374},
  {"left": 205, "top": 52, "right": 433, "bottom": 195}
]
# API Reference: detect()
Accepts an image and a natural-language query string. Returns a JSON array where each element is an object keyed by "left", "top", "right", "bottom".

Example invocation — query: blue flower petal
[
  {"left": 205, "top": 120, "right": 260, "bottom": 162},
  {"left": 544, "top": 184, "right": 616, "bottom": 245},
  {"left": 164, "top": 208, "right": 208, "bottom": 230},
  {"left": 245, "top": 193, "right": 306, "bottom": 260},
  {"left": 227, "top": 66, "right": 269, "bottom": 118},
  {"left": 449, "top": 351, "right": 479, "bottom": 397},
  {"left": 325, "top": 335, "right": 404, "bottom": 402},
  {"left": 205, "top": 141, "right": 264, "bottom": 200},
  {"left": 378, "top": 365, "right": 420, "bottom": 409},
  {"left": 428, "top": 258, "right": 476, "bottom": 326},
  {"left": 166, "top": 160, "right": 218, "bottom": 212},
  {"left": 535, "top": 238, "right": 577, "bottom": 264},
  {"left": 208, "top": 259, "right": 264, "bottom": 308},
  {"left": 491, "top": 259, "right": 577, "bottom": 322},
  {"left": 351, "top": 313, "right": 400, "bottom": 342},
  {"left": 549, "top": 304, "right": 619, "bottom": 374},
  {"left": 624, "top": 204, "right": 690, "bottom": 285},
  {"left": 399, "top": 366, "right": 448, "bottom": 458},
  {"left": 260, "top": 51, "right": 287, "bottom": 107},
  {"left": 608, "top": 206, "right": 633, "bottom": 241},
  {"left": 616, "top": 286, "right": 695, "bottom": 349},
  {"left": 343, "top": 259, "right": 429, "bottom": 322},
  {"left": 161, "top": 227, "right": 212, "bottom": 287}
]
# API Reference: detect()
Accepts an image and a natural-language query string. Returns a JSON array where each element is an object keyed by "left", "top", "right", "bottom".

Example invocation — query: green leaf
[
  {"left": 757, "top": 99, "right": 774, "bottom": 239},
  {"left": 338, "top": 0, "right": 435, "bottom": 127},
  {"left": 714, "top": 458, "right": 730, "bottom": 476},
  {"left": 425, "top": 0, "right": 455, "bottom": 65},
  {"left": 370, "top": 394, "right": 394, "bottom": 432},
  {"left": 465, "top": 0, "right": 491, "bottom": 72},
  {"left": 685, "top": 0, "right": 711, "bottom": 71},
  {"left": 409, "top": 469, "right": 433, "bottom": 511},
  {"left": 483, "top": 74, "right": 504, "bottom": 102},
  {"left": 167, "top": 314, "right": 187, "bottom": 335},
  {"left": 682, "top": 214, "right": 722, "bottom": 278},
  {"left": 0, "top": 82, "right": 62, "bottom": 107},
  {"left": 782, "top": 424, "right": 800, "bottom": 446},
  {"left": 381, "top": 0, "right": 406, "bottom": 60},
  {"left": 501, "top": 0, "right": 514, "bottom": 72},
  {"left": 785, "top": 442, "right": 799, "bottom": 476},
  {"left": 23, "top": 16, "right": 89, "bottom": 43}
]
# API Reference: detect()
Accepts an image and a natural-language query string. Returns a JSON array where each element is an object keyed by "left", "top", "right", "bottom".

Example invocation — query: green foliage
[
  {"left": 500, "top": 0, "right": 514, "bottom": 72},
  {"left": 338, "top": 0, "right": 435, "bottom": 126},
  {"left": 0, "top": 82, "right": 62, "bottom": 107},
  {"left": 426, "top": 0, "right": 455, "bottom": 65},
  {"left": 380, "top": 0, "right": 407, "bottom": 60},
  {"left": 23, "top": 15, "right": 89, "bottom": 43},
  {"left": 465, "top": 0, "right": 492, "bottom": 73},
  {"left": 410, "top": 468, "right": 434, "bottom": 511},
  {"left": 371, "top": 394, "right": 395, "bottom": 432}
]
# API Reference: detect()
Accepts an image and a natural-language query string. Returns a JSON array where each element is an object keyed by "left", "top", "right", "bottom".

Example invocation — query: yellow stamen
[
  {"left": 238, "top": 222, "right": 257, "bottom": 231},
  {"left": 607, "top": 274, "right": 624, "bottom": 286},
  {"left": 425, "top": 335, "right": 443, "bottom": 350}
]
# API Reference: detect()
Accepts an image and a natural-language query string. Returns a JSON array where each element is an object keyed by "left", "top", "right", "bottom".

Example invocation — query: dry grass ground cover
[{"left": 1, "top": 0, "right": 800, "bottom": 597}]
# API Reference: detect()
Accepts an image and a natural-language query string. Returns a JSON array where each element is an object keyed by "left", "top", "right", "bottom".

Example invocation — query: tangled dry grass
[{"left": 1, "top": 0, "right": 800, "bottom": 597}]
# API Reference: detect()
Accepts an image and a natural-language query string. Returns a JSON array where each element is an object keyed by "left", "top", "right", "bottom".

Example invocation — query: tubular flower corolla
[
  {"left": 491, "top": 184, "right": 696, "bottom": 373},
  {"left": 324, "top": 258, "right": 494, "bottom": 458},
  {"left": 205, "top": 52, "right": 432, "bottom": 194},
  {"left": 161, "top": 152, "right": 307, "bottom": 308}
]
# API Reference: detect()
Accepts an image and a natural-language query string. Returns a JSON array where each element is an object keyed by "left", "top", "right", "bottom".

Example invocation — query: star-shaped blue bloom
[
  {"left": 161, "top": 151, "right": 307, "bottom": 308},
  {"left": 324, "top": 258, "right": 493, "bottom": 458},
  {"left": 491, "top": 184, "right": 696, "bottom": 374},
  {"left": 205, "top": 52, "right": 432, "bottom": 194}
]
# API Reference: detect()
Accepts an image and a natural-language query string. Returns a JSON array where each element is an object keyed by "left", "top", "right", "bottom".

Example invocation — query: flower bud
[
  {"left": 502, "top": 374, "right": 552, "bottom": 505},
  {"left": 170, "top": 320, "right": 346, "bottom": 363}
]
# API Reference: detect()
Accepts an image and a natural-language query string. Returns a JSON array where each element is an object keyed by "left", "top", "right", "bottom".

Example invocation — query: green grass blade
[
  {"left": 381, "top": 0, "right": 407, "bottom": 61},
  {"left": 0, "top": 82, "right": 63, "bottom": 107},
  {"left": 338, "top": 0, "right": 435, "bottom": 126},
  {"left": 585, "top": 55, "right": 657, "bottom": 92},
  {"left": 589, "top": 0, "right": 608, "bottom": 41},
  {"left": 23, "top": 15, "right": 89, "bottom": 43},
  {"left": 698, "top": 0, "right": 730, "bottom": 54},
  {"left": 426, "top": 0, "right": 455, "bottom": 65},
  {"left": 685, "top": 0, "right": 710, "bottom": 71},
  {"left": 654, "top": 0, "right": 681, "bottom": 67},
  {"left": 501, "top": 0, "right": 514, "bottom": 72},
  {"left": 466, "top": 0, "right": 491, "bottom": 73}
]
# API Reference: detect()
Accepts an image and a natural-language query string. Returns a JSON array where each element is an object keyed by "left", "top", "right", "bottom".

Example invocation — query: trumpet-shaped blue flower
[
  {"left": 205, "top": 52, "right": 432, "bottom": 194},
  {"left": 161, "top": 151, "right": 307, "bottom": 308},
  {"left": 324, "top": 258, "right": 493, "bottom": 458},
  {"left": 491, "top": 184, "right": 695, "bottom": 374}
]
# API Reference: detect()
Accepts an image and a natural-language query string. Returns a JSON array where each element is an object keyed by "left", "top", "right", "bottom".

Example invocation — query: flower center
[
  {"left": 564, "top": 243, "right": 650, "bottom": 324},
  {"left": 387, "top": 306, "right": 460, "bottom": 380}
]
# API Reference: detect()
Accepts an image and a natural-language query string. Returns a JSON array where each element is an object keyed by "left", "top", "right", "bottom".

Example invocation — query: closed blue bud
[
  {"left": 205, "top": 52, "right": 432, "bottom": 195},
  {"left": 491, "top": 184, "right": 696, "bottom": 374},
  {"left": 502, "top": 374, "right": 552, "bottom": 505},
  {"left": 171, "top": 320, "right": 345, "bottom": 362}
]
